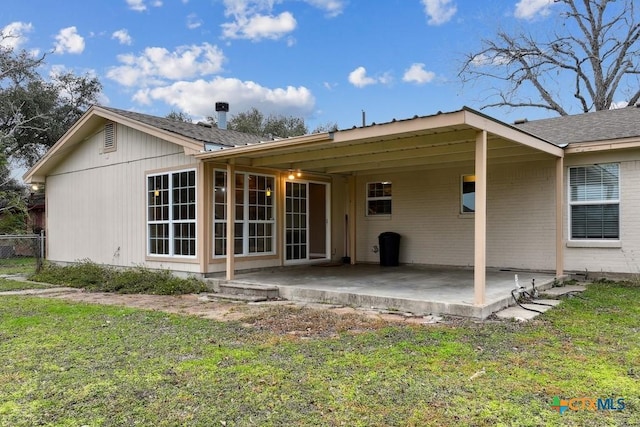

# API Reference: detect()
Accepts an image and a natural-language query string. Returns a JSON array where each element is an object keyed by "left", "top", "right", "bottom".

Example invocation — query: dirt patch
[{"left": 5, "top": 287, "right": 437, "bottom": 337}]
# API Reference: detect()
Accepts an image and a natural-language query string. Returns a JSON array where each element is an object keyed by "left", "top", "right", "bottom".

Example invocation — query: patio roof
[{"left": 195, "top": 107, "right": 563, "bottom": 173}]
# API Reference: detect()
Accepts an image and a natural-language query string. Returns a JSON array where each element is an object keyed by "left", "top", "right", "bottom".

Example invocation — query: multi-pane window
[
  {"left": 569, "top": 164, "right": 619, "bottom": 240},
  {"left": 213, "top": 171, "right": 275, "bottom": 256},
  {"left": 147, "top": 169, "right": 196, "bottom": 257},
  {"left": 461, "top": 175, "right": 475, "bottom": 213},
  {"left": 366, "top": 182, "right": 392, "bottom": 216}
]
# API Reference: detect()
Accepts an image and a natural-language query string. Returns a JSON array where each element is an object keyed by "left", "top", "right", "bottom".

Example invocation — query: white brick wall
[
  {"left": 564, "top": 153, "right": 640, "bottom": 274},
  {"left": 355, "top": 160, "right": 557, "bottom": 270}
]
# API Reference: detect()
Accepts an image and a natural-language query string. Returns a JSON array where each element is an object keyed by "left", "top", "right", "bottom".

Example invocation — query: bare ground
[{"left": 1, "top": 287, "right": 442, "bottom": 337}]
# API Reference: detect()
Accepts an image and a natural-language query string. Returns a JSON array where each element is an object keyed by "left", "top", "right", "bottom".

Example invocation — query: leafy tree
[
  {"left": 166, "top": 110, "right": 193, "bottom": 122},
  {"left": 0, "top": 32, "right": 102, "bottom": 232},
  {"left": 0, "top": 36, "right": 102, "bottom": 167},
  {"left": 0, "top": 154, "right": 27, "bottom": 233},
  {"left": 226, "top": 107, "right": 309, "bottom": 137},
  {"left": 312, "top": 122, "right": 339, "bottom": 133},
  {"left": 459, "top": 0, "right": 640, "bottom": 115}
]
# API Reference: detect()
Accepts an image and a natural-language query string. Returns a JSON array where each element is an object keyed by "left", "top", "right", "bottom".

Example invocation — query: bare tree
[{"left": 459, "top": 0, "right": 640, "bottom": 115}]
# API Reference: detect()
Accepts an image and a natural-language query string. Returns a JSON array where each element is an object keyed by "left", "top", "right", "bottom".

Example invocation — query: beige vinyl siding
[
  {"left": 564, "top": 151, "right": 640, "bottom": 274},
  {"left": 355, "top": 160, "right": 557, "bottom": 271},
  {"left": 46, "top": 123, "right": 199, "bottom": 273}
]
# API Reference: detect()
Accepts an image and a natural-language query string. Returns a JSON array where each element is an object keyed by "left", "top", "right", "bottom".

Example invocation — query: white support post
[
  {"left": 348, "top": 175, "right": 356, "bottom": 264},
  {"left": 474, "top": 130, "right": 487, "bottom": 306},
  {"left": 555, "top": 157, "right": 564, "bottom": 277},
  {"left": 225, "top": 161, "right": 235, "bottom": 281}
]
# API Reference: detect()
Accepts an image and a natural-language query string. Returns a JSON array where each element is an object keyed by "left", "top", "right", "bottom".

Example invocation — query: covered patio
[
  {"left": 217, "top": 264, "right": 558, "bottom": 318},
  {"left": 198, "top": 107, "right": 565, "bottom": 316}
]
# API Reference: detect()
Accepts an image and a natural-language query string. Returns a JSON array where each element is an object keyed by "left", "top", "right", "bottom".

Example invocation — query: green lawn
[
  {"left": 0, "top": 278, "right": 56, "bottom": 292},
  {"left": 0, "top": 281, "right": 638, "bottom": 426},
  {"left": 0, "top": 257, "right": 38, "bottom": 275}
]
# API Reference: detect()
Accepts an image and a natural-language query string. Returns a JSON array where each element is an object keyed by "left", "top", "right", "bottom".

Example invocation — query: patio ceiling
[{"left": 196, "top": 108, "right": 563, "bottom": 174}]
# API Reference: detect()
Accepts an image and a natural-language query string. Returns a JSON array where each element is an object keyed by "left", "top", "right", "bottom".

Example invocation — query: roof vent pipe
[{"left": 216, "top": 102, "right": 229, "bottom": 130}]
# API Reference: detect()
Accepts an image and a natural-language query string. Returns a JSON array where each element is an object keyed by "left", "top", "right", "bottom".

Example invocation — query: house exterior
[{"left": 23, "top": 104, "right": 640, "bottom": 306}]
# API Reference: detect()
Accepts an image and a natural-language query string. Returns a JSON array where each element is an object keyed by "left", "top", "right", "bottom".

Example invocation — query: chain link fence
[{"left": 0, "top": 232, "right": 46, "bottom": 273}]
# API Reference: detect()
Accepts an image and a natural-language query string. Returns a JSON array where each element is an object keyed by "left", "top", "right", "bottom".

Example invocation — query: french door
[{"left": 285, "top": 181, "right": 329, "bottom": 263}]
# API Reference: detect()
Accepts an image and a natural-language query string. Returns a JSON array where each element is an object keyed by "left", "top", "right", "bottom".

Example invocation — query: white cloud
[
  {"left": 222, "top": 11, "right": 296, "bottom": 40},
  {"left": 348, "top": 66, "right": 378, "bottom": 88},
  {"left": 219, "top": 0, "right": 344, "bottom": 41},
  {"left": 610, "top": 101, "right": 628, "bottom": 110},
  {"left": 112, "top": 29, "right": 132, "bottom": 45},
  {"left": 514, "top": 0, "right": 554, "bottom": 20},
  {"left": 323, "top": 82, "right": 337, "bottom": 90},
  {"left": 0, "top": 22, "right": 34, "bottom": 49},
  {"left": 470, "top": 53, "right": 510, "bottom": 67},
  {"left": 125, "top": 0, "right": 163, "bottom": 12},
  {"left": 304, "top": 0, "right": 345, "bottom": 17},
  {"left": 187, "top": 13, "right": 203, "bottom": 29},
  {"left": 126, "top": 0, "right": 146, "bottom": 11},
  {"left": 106, "top": 43, "right": 225, "bottom": 87},
  {"left": 54, "top": 26, "right": 85, "bottom": 54},
  {"left": 402, "top": 63, "right": 435, "bottom": 84},
  {"left": 421, "top": 0, "right": 457, "bottom": 25},
  {"left": 132, "top": 77, "right": 315, "bottom": 119}
]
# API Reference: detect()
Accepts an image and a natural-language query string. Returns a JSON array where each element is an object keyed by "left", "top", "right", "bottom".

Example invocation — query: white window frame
[
  {"left": 568, "top": 163, "right": 620, "bottom": 241},
  {"left": 213, "top": 170, "right": 276, "bottom": 258},
  {"left": 366, "top": 181, "right": 392, "bottom": 216},
  {"left": 146, "top": 168, "right": 197, "bottom": 258}
]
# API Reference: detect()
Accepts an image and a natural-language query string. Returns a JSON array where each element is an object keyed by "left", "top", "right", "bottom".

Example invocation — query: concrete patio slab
[{"left": 218, "top": 264, "right": 560, "bottom": 318}]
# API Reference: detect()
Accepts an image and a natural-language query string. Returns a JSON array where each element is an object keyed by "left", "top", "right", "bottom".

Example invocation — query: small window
[
  {"left": 367, "top": 182, "right": 392, "bottom": 216},
  {"left": 103, "top": 122, "right": 117, "bottom": 152},
  {"left": 569, "top": 164, "right": 619, "bottom": 240},
  {"left": 461, "top": 175, "right": 475, "bottom": 213}
]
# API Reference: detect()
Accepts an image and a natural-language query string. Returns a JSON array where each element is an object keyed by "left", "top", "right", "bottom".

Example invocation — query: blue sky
[{"left": 3, "top": 0, "right": 579, "bottom": 130}]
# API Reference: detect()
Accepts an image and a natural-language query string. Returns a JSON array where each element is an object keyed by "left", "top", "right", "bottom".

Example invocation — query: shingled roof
[
  {"left": 515, "top": 105, "right": 640, "bottom": 146},
  {"left": 101, "top": 106, "right": 265, "bottom": 148}
]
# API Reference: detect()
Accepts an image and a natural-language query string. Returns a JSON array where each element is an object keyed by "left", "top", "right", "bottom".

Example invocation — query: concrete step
[
  {"left": 205, "top": 279, "right": 280, "bottom": 300},
  {"left": 494, "top": 284, "right": 587, "bottom": 321}
]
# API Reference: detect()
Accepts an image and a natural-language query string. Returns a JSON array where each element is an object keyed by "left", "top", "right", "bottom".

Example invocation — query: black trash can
[{"left": 378, "top": 232, "right": 401, "bottom": 266}]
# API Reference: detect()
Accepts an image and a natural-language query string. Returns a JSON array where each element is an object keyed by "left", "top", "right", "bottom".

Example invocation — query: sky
[{"left": 2, "top": 0, "right": 586, "bottom": 132}]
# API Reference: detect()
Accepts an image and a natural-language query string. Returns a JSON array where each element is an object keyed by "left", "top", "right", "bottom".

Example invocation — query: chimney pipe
[{"left": 215, "top": 102, "right": 229, "bottom": 129}]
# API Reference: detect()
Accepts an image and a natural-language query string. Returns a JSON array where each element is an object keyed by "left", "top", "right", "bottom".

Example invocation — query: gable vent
[{"left": 104, "top": 122, "right": 116, "bottom": 152}]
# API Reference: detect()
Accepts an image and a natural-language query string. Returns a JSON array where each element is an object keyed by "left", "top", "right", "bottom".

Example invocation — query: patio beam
[
  {"left": 474, "top": 130, "right": 487, "bottom": 306},
  {"left": 251, "top": 129, "right": 478, "bottom": 167},
  {"left": 226, "top": 161, "right": 235, "bottom": 281},
  {"left": 556, "top": 157, "right": 564, "bottom": 277}
]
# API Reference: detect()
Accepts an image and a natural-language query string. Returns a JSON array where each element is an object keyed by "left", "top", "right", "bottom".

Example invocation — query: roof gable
[{"left": 23, "top": 105, "right": 263, "bottom": 183}]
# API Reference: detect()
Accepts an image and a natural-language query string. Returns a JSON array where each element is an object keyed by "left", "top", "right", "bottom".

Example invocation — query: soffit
[{"left": 200, "top": 109, "right": 561, "bottom": 175}]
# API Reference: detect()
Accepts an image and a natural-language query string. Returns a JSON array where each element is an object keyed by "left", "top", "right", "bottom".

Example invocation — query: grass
[
  {"left": 0, "top": 257, "right": 38, "bottom": 275},
  {"left": 0, "top": 281, "right": 638, "bottom": 426},
  {"left": 0, "top": 278, "right": 56, "bottom": 292}
]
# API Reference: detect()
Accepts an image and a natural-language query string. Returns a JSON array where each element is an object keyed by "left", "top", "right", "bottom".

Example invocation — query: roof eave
[{"left": 194, "top": 131, "right": 334, "bottom": 160}]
